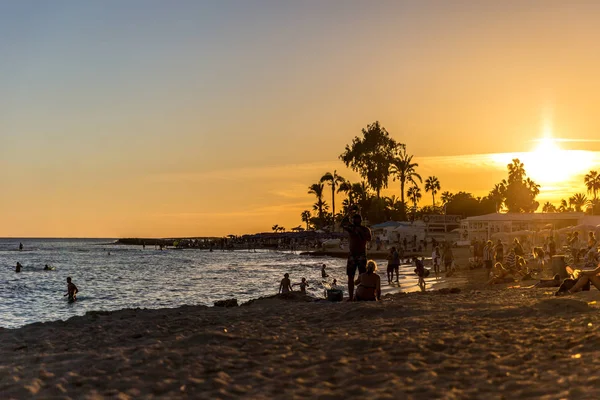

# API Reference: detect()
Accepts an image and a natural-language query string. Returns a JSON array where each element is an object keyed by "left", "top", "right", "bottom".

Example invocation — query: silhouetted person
[
  {"left": 65, "top": 277, "right": 78, "bottom": 302},
  {"left": 43, "top": 264, "right": 51, "bottom": 271},
  {"left": 279, "top": 273, "right": 292, "bottom": 294},
  {"left": 341, "top": 213, "right": 372, "bottom": 301},
  {"left": 15, "top": 262, "right": 22, "bottom": 272},
  {"left": 19, "top": 242, "right": 23, "bottom": 251},
  {"left": 321, "top": 264, "right": 328, "bottom": 278}
]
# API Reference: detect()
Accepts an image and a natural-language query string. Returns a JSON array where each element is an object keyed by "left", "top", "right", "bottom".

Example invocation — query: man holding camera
[{"left": 341, "top": 211, "right": 372, "bottom": 301}]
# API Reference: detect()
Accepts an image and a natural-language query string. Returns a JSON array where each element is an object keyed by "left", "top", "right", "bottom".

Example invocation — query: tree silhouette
[
  {"left": 407, "top": 185, "right": 422, "bottom": 220},
  {"left": 585, "top": 170, "right": 600, "bottom": 201},
  {"left": 320, "top": 170, "right": 346, "bottom": 227},
  {"left": 425, "top": 176, "right": 441, "bottom": 207},
  {"left": 542, "top": 202, "right": 557, "bottom": 213},
  {"left": 340, "top": 121, "right": 400, "bottom": 198},
  {"left": 300, "top": 210, "right": 312, "bottom": 231},
  {"left": 570, "top": 193, "right": 588, "bottom": 212},
  {"left": 390, "top": 145, "right": 421, "bottom": 211}
]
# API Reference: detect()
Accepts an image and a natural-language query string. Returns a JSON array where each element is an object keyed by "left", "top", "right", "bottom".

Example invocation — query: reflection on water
[{"left": 0, "top": 239, "right": 434, "bottom": 328}]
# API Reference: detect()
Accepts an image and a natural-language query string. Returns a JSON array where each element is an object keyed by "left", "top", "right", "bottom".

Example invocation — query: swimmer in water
[
  {"left": 65, "top": 277, "right": 78, "bottom": 302},
  {"left": 279, "top": 273, "right": 293, "bottom": 294},
  {"left": 292, "top": 277, "right": 309, "bottom": 294},
  {"left": 43, "top": 264, "right": 51, "bottom": 271},
  {"left": 16, "top": 262, "right": 22, "bottom": 273}
]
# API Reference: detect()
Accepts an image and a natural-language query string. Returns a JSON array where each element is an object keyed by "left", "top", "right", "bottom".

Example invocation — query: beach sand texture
[{"left": 3, "top": 287, "right": 600, "bottom": 399}]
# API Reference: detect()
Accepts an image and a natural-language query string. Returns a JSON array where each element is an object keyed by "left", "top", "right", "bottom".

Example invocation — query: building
[{"left": 462, "top": 212, "right": 600, "bottom": 243}]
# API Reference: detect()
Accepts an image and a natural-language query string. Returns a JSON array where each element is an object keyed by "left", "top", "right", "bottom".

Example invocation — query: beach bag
[{"left": 326, "top": 289, "right": 343, "bottom": 302}]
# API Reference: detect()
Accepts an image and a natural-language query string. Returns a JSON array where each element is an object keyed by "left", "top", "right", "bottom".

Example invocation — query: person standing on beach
[
  {"left": 442, "top": 244, "right": 454, "bottom": 273},
  {"left": 341, "top": 212, "right": 372, "bottom": 301},
  {"left": 279, "top": 273, "right": 293, "bottom": 294},
  {"left": 432, "top": 245, "right": 441, "bottom": 274},
  {"left": 483, "top": 240, "right": 494, "bottom": 271},
  {"left": 494, "top": 240, "right": 504, "bottom": 264},
  {"left": 386, "top": 247, "right": 400, "bottom": 284}
]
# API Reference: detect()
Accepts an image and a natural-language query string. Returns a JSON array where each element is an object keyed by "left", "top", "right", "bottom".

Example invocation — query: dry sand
[{"left": 3, "top": 282, "right": 600, "bottom": 399}]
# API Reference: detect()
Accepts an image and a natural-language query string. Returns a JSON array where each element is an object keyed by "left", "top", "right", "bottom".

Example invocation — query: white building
[{"left": 462, "top": 212, "right": 600, "bottom": 243}]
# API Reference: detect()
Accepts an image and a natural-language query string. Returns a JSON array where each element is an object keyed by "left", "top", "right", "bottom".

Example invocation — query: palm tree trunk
[
  {"left": 331, "top": 186, "right": 335, "bottom": 227},
  {"left": 400, "top": 180, "right": 405, "bottom": 206},
  {"left": 432, "top": 193, "right": 435, "bottom": 208}
]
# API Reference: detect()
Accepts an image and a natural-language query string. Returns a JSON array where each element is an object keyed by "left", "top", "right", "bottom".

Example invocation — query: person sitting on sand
[
  {"left": 533, "top": 274, "right": 561, "bottom": 288},
  {"left": 354, "top": 260, "right": 381, "bottom": 301},
  {"left": 486, "top": 262, "right": 517, "bottom": 285},
  {"left": 588, "top": 231, "right": 597, "bottom": 250},
  {"left": 558, "top": 264, "right": 600, "bottom": 295},
  {"left": 15, "top": 262, "right": 22, "bottom": 273},
  {"left": 321, "top": 264, "right": 328, "bottom": 278},
  {"left": 65, "top": 277, "right": 78, "bottom": 302},
  {"left": 279, "top": 273, "right": 293, "bottom": 294},
  {"left": 292, "top": 278, "right": 309, "bottom": 294},
  {"left": 513, "top": 238, "right": 525, "bottom": 257}
]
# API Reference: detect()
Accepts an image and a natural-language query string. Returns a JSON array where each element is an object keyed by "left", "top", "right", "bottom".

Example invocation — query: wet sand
[{"left": 3, "top": 284, "right": 600, "bottom": 399}]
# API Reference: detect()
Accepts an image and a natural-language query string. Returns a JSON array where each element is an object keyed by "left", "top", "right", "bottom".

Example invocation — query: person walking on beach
[
  {"left": 65, "top": 277, "right": 78, "bottom": 302},
  {"left": 413, "top": 256, "right": 426, "bottom": 290},
  {"left": 341, "top": 212, "right": 372, "bottom": 301},
  {"left": 292, "top": 278, "right": 309, "bottom": 294},
  {"left": 279, "top": 273, "right": 293, "bottom": 294},
  {"left": 321, "top": 264, "right": 328, "bottom": 278},
  {"left": 387, "top": 247, "right": 400, "bottom": 283}
]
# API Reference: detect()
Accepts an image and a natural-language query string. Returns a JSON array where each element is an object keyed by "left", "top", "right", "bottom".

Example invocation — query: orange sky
[{"left": 3, "top": 2, "right": 600, "bottom": 237}]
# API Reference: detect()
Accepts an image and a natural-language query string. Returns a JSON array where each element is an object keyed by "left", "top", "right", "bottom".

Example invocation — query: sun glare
[{"left": 520, "top": 138, "right": 593, "bottom": 185}]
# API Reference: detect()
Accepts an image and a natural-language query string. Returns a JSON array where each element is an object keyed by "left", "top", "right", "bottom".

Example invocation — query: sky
[{"left": 3, "top": 1, "right": 600, "bottom": 237}]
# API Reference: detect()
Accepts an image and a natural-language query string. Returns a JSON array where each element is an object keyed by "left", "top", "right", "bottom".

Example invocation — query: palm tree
[
  {"left": 585, "top": 170, "right": 600, "bottom": 201},
  {"left": 272, "top": 224, "right": 279, "bottom": 233},
  {"left": 308, "top": 183, "right": 326, "bottom": 219},
  {"left": 542, "top": 202, "right": 557, "bottom": 213},
  {"left": 441, "top": 191, "right": 453, "bottom": 206},
  {"left": 424, "top": 176, "right": 441, "bottom": 207},
  {"left": 559, "top": 199, "right": 571, "bottom": 212},
  {"left": 507, "top": 158, "right": 525, "bottom": 183},
  {"left": 278, "top": 226, "right": 286, "bottom": 233},
  {"left": 570, "top": 193, "right": 588, "bottom": 212},
  {"left": 406, "top": 185, "right": 422, "bottom": 220},
  {"left": 389, "top": 146, "right": 422, "bottom": 209},
  {"left": 300, "top": 210, "right": 312, "bottom": 231},
  {"left": 320, "top": 170, "right": 346, "bottom": 226},
  {"left": 525, "top": 177, "right": 540, "bottom": 197},
  {"left": 489, "top": 182, "right": 506, "bottom": 212}
]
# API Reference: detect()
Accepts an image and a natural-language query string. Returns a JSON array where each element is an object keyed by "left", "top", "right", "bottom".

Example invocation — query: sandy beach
[{"left": 3, "top": 279, "right": 600, "bottom": 399}]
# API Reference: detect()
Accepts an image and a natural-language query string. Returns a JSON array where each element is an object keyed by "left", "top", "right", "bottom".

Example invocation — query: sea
[{"left": 0, "top": 238, "right": 438, "bottom": 329}]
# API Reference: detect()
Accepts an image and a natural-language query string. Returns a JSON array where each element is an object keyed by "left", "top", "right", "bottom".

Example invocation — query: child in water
[
  {"left": 293, "top": 277, "right": 309, "bottom": 294},
  {"left": 279, "top": 273, "right": 293, "bottom": 294},
  {"left": 65, "top": 277, "right": 78, "bottom": 302}
]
